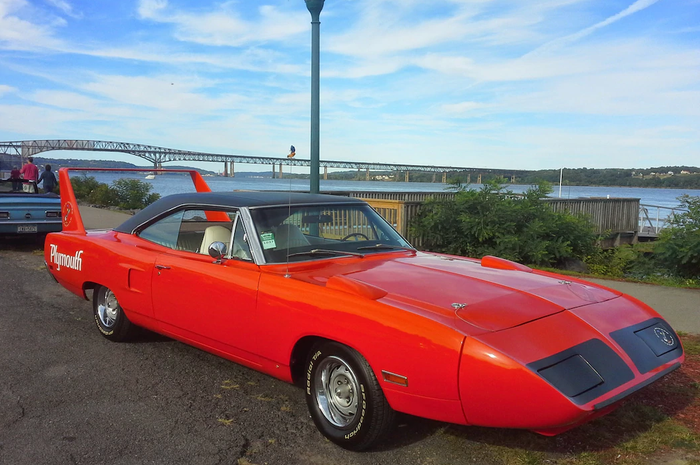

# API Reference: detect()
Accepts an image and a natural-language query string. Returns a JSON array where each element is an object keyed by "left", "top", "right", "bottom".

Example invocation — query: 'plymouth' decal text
[{"left": 50, "top": 244, "right": 83, "bottom": 271}]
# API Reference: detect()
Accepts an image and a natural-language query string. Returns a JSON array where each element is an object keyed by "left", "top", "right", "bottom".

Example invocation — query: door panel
[{"left": 151, "top": 251, "right": 261, "bottom": 359}]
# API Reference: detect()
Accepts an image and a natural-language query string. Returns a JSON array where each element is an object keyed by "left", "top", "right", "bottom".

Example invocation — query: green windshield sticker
[{"left": 260, "top": 231, "right": 277, "bottom": 249}]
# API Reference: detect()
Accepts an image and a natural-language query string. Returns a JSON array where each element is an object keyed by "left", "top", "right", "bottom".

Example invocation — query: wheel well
[
  {"left": 290, "top": 336, "right": 329, "bottom": 387},
  {"left": 82, "top": 281, "right": 99, "bottom": 300}
]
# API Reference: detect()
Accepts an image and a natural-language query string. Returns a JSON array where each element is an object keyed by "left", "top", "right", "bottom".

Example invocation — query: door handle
[{"left": 155, "top": 265, "right": 171, "bottom": 270}]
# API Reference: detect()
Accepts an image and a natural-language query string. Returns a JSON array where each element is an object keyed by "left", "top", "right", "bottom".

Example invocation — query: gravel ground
[{"left": 1, "top": 232, "right": 696, "bottom": 465}]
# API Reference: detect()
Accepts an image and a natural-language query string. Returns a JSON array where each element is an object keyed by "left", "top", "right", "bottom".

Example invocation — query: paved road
[
  {"left": 1, "top": 241, "right": 519, "bottom": 465},
  {"left": 78, "top": 205, "right": 133, "bottom": 230},
  {"left": 585, "top": 278, "right": 700, "bottom": 334},
  {"left": 0, "top": 232, "right": 696, "bottom": 464}
]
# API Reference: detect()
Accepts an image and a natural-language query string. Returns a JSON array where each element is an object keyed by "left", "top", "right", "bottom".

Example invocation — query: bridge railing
[{"left": 638, "top": 204, "right": 686, "bottom": 237}]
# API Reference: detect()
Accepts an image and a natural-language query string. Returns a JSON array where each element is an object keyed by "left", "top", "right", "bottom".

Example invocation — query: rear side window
[
  {"left": 138, "top": 209, "right": 252, "bottom": 260},
  {"left": 139, "top": 211, "right": 184, "bottom": 249}
]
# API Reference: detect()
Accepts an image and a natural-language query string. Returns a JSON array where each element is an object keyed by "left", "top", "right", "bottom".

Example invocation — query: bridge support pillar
[
  {"left": 230, "top": 161, "right": 235, "bottom": 178},
  {"left": 511, "top": 174, "right": 515, "bottom": 183},
  {"left": 432, "top": 173, "right": 436, "bottom": 183},
  {"left": 223, "top": 162, "right": 228, "bottom": 177},
  {"left": 366, "top": 168, "right": 370, "bottom": 181},
  {"left": 272, "top": 163, "right": 275, "bottom": 179},
  {"left": 279, "top": 163, "right": 283, "bottom": 179},
  {"left": 324, "top": 166, "right": 328, "bottom": 180},
  {"left": 477, "top": 174, "right": 481, "bottom": 184},
  {"left": 442, "top": 172, "right": 447, "bottom": 183},
  {"left": 405, "top": 171, "right": 409, "bottom": 183},
  {"left": 467, "top": 173, "right": 471, "bottom": 184},
  {"left": 357, "top": 168, "right": 361, "bottom": 181}
]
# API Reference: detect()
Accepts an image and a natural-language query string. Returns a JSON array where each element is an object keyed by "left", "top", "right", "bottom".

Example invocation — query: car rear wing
[{"left": 58, "top": 168, "right": 218, "bottom": 235}]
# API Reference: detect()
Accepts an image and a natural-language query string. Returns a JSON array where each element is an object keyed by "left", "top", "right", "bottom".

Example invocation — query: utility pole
[{"left": 305, "top": 0, "right": 325, "bottom": 194}]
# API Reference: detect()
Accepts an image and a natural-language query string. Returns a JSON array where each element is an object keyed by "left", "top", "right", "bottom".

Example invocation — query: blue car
[{"left": 0, "top": 179, "right": 62, "bottom": 237}]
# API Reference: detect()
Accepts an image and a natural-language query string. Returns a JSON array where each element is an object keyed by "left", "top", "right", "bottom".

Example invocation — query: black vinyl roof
[{"left": 114, "top": 191, "right": 365, "bottom": 233}]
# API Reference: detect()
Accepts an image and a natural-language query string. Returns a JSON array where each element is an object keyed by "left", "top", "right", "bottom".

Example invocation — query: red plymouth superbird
[{"left": 45, "top": 168, "right": 684, "bottom": 450}]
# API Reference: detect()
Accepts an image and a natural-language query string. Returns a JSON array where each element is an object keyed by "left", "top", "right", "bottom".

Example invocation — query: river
[{"left": 82, "top": 172, "right": 697, "bottom": 210}]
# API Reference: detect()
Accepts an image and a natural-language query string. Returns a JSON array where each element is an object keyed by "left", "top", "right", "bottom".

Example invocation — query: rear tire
[
  {"left": 92, "top": 285, "right": 136, "bottom": 342},
  {"left": 305, "top": 341, "right": 395, "bottom": 450}
]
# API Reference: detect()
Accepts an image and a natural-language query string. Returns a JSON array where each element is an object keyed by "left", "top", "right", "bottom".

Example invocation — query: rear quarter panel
[{"left": 44, "top": 231, "right": 158, "bottom": 329}]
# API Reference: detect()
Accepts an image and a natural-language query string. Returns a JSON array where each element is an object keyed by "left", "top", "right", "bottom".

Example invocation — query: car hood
[{"left": 332, "top": 252, "right": 621, "bottom": 332}]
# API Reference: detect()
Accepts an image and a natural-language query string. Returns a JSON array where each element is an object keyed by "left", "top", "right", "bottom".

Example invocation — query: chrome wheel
[
  {"left": 97, "top": 289, "right": 119, "bottom": 328},
  {"left": 314, "top": 356, "right": 359, "bottom": 427}
]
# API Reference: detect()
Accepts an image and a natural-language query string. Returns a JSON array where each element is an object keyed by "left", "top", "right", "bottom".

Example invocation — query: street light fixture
[{"left": 305, "top": 0, "right": 325, "bottom": 194}]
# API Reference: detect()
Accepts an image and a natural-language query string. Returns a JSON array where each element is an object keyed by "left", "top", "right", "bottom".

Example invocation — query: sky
[{"left": 0, "top": 0, "right": 699, "bottom": 173}]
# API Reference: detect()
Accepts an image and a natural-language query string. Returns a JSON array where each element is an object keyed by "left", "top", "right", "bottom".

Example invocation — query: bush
[
  {"left": 584, "top": 243, "right": 656, "bottom": 279},
  {"left": 654, "top": 195, "right": 700, "bottom": 279},
  {"left": 71, "top": 175, "right": 102, "bottom": 200},
  {"left": 69, "top": 175, "right": 159, "bottom": 210},
  {"left": 410, "top": 181, "right": 598, "bottom": 267},
  {"left": 89, "top": 184, "right": 117, "bottom": 206},
  {"left": 110, "top": 178, "right": 160, "bottom": 210}
]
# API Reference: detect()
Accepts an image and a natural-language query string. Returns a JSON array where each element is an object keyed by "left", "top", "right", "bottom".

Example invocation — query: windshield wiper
[
  {"left": 287, "top": 249, "right": 365, "bottom": 259},
  {"left": 356, "top": 244, "right": 416, "bottom": 252}
]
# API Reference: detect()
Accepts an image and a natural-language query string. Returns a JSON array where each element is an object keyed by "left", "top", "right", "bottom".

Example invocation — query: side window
[
  {"left": 229, "top": 214, "right": 253, "bottom": 261},
  {"left": 139, "top": 208, "right": 252, "bottom": 261},
  {"left": 138, "top": 211, "right": 185, "bottom": 248}
]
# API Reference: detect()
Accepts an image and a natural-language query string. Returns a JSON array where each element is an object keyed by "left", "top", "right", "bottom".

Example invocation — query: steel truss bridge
[{"left": 0, "top": 139, "right": 527, "bottom": 181}]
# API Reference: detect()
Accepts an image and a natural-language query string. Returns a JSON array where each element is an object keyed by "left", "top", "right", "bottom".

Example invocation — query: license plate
[{"left": 17, "top": 225, "right": 38, "bottom": 233}]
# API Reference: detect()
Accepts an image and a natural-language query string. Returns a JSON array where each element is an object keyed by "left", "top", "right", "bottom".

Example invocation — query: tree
[
  {"left": 654, "top": 195, "right": 700, "bottom": 278},
  {"left": 110, "top": 178, "right": 160, "bottom": 210}
]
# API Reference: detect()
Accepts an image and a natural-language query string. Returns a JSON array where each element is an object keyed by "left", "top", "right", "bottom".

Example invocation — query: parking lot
[{"left": 1, "top": 237, "right": 698, "bottom": 465}]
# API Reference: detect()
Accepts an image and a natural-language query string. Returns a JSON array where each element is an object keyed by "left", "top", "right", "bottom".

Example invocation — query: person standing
[
  {"left": 10, "top": 166, "right": 21, "bottom": 191},
  {"left": 19, "top": 157, "right": 39, "bottom": 193},
  {"left": 38, "top": 164, "right": 57, "bottom": 193}
]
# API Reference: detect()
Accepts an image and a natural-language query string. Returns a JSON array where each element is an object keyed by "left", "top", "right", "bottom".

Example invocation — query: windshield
[{"left": 249, "top": 203, "right": 412, "bottom": 263}]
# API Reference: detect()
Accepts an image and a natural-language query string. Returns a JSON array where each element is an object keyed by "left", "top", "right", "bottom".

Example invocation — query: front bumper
[{"left": 458, "top": 298, "right": 684, "bottom": 432}]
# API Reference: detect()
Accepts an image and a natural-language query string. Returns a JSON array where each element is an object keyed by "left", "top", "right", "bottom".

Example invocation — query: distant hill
[
  {"left": 0, "top": 155, "right": 217, "bottom": 175},
  {"left": 1, "top": 155, "right": 698, "bottom": 188}
]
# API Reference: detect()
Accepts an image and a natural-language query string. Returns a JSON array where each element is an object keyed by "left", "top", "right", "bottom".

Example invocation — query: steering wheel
[{"left": 341, "top": 232, "right": 370, "bottom": 241}]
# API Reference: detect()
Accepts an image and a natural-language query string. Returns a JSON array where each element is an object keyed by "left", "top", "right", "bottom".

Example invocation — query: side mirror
[{"left": 208, "top": 241, "right": 227, "bottom": 261}]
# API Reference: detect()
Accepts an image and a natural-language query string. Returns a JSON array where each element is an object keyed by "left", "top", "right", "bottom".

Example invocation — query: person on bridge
[
  {"left": 20, "top": 157, "right": 38, "bottom": 193},
  {"left": 38, "top": 164, "right": 57, "bottom": 193}
]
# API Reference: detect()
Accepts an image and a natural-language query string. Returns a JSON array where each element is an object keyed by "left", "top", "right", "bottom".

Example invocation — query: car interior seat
[
  {"left": 273, "top": 223, "right": 310, "bottom": 249},
  {"left": 199, "top": 225, "right": 231, "bottom": 255}
]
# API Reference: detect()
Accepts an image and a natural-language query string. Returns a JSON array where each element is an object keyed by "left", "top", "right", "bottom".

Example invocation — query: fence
[
  {"left": 638, "top": 204, "right": 686, "bottom": 237},
  {"left": 338, "top": 192, "right": 642, "bottom": 247}
]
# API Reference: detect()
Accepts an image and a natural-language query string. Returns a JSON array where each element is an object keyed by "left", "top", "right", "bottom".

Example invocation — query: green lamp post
[{"left": 305, "top": 0, "right": 324, "bottom": 194}]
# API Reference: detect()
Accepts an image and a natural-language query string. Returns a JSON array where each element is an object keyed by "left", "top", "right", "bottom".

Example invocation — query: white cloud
[
  {"left": 525, "top": 0, "right": 660, "bottom": 56},
  {"left": 138, "top": 0, "right": 167, "bottom": 19},
  {"left": 137, "top": 0, "right": 308, "bottom": 47},
  {"left": 441, "top": 101, "right": 488, "bottom": 115},
  {"left": 0, "top": 84, "right": 17, "bottom": 96},
  {"left": 45, "top": 0, "right": 81, "bottom": 19},
  {"left": 78, "top": 74, "right": 248, "bottom": 113},
  {"left": 0, "top": 0, "right": 65, "bottom": 50}
]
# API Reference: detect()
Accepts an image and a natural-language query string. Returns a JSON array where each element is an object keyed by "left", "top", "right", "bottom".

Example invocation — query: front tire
[
  {"left": 93, "top": 285, "right": 136, "bottom": 342},
  {"left": 305, "top": 341, "right": 395, "bottom": 450}
]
